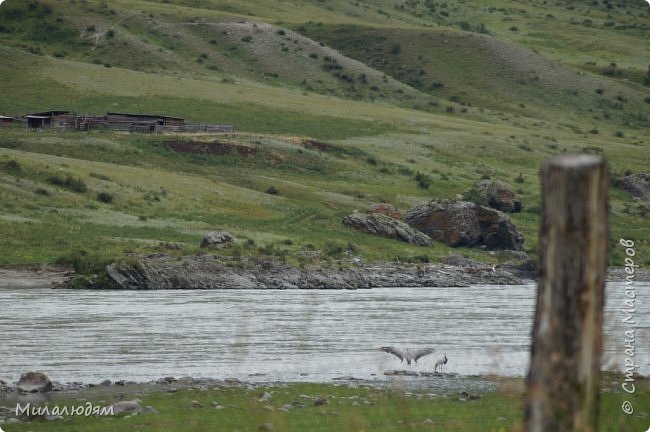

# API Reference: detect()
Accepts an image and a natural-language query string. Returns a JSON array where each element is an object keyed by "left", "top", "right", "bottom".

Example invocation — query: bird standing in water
[{"left": 434, "top": 353, "right": 448, "bottom": 372}]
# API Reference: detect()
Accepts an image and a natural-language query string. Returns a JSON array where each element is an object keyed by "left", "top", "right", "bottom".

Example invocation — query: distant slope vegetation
[
  {"left": 0, "top": 0, "right": 648, "bottom": 126},
  {"left": 296, "top": 23, "right": 649, "bottom": 129}
]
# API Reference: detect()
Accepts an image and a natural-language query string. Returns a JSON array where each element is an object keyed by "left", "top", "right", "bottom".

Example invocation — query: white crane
[
  {"left": 380, "top": 346, "right": 435, "bottom": 366},
  {"left": 434, "top": 353, "right": 448, "bottom": 372}
]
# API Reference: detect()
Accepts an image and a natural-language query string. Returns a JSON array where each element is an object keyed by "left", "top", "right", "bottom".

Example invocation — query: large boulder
[
  {"left": 200, "top": 231, "right": 234, "bottom": 249},
  {"left": 617, "top": 173, "right": 650, "bottom": 200},
  {"left": 406, "top": 201, "right": 524, "bottom": 251},
  {"left": 17, "top": 372, "right": 52, "bottom": 393},
  {"left": 111, "top": 400, "right": 142, "bottom": 415},
  {"left": 405, "top": 201, "right": 481, "bottom": 247},
  {"left": 370, "top": 203, "right": 404, "bottom": 220},
  {"left": 472, "top": 179, "right": 522, "bottom": 212},
  {"left": 475, "top": 205, "right": 524, "bottom": 251},
  {"left": 342, "top": 212, "right": 432, "bottom": 246}
]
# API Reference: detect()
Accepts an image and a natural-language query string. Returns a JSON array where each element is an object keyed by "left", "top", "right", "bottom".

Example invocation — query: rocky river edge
[
  {"left": 77, "top": 254, "right": 531, "bottom": 289},
  {"left": 2, "top": 255, "right": 647, "bottom": 290}
]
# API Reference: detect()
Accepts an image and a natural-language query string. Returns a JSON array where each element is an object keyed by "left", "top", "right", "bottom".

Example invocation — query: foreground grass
[{"left": 5, "top": 377, "right": 649, "bottom": 432}]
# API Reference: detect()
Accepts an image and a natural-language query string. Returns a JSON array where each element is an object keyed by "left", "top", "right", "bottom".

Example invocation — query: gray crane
[
  {"left": 380, "top": 346, "right": 435, "bottom": 366},
  {"left": 434, "top": 353, "right": 448, "bottom": 372}
]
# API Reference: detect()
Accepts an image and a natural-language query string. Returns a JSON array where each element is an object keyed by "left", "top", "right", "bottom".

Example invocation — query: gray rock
[
  {"left": 140, "top": 406, "right": 158, "bottom": 415},
  {"left": 472, "top": 179, "right": 522, "bottom": 212},
  {"left": 342, "top": 212, "right": 432, "bottom": 246},
  {"left": 406, "top": 201, "right": 524, "bottom": 251},
  {"left": 618, "top": 172, "right": 650, "bottom": 200},
  {"left": 17, "top": 372, "right": 52, "bottom": 393},
  {"left": 314, "top": 397, "right": 328, "bottom": 406},
  {"left": 200, "top": 231, "right": 234, "bottom": 249},
  {"left": 190, "top": 400, "right": 203, "bottom": 408},
  {"left": 258, "top": 422, "right": 274, "bottom": 431},
  {"left": 111, "top": 400, "right": 141, "bottom": 415}
]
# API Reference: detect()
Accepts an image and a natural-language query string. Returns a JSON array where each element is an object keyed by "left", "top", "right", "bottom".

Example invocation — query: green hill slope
[{"left": 0, "top": 0, "right": 648, "bottom": 271}]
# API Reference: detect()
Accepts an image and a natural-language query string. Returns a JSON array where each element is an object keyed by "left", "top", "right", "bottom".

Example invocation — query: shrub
[
  {"left": 265, "top": 185, "right": 280, "bottom": 195},
  {"left": 34, "top": 188, "right": 50, "bottom": 196},
  {"left": 97, "top": 191, "right": 114, "bottom": 203},
  {"left": 414, "top": 254, "right": 430, "bottom": 263},
  {"left": 518, "top": 143, "right": 533, "bottom": 152},
  {"left": 47, "top": 175, "right": 87, "bottom": 193},
  {"left": 415, "top": 172, "right": 431, "bottom": 189},
  {"left": 3, "top": 159, "right": 21, "bottom": 171},
  {"left": 55, "top": 250, "right": 110, "bottom": 274},
  {"left": 515, "top": 173, "right": 525, "bottom": 184},
  {"left": 390, "top": 43, "right": 401, "bottom": 55},
  {"left": 89, "top": 172, "right": 111, "bottom": 181},
  {"left": 325, "top": 241, "right": 345, "bottom": 257}
]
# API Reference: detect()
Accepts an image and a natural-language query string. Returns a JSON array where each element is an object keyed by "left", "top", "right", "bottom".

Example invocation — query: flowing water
[{"left": 0, "top": 282, "right": 647, "bottom": 384}]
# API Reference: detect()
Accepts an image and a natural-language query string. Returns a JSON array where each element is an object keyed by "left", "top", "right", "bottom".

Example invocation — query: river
[{"left": 0, "top": 282, "right": 647, "bottom": 384}]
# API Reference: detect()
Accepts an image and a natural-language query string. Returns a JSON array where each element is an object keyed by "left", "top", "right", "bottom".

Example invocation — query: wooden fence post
[{"left": 525, "top": 155, "right": 609, "bottom": 432}]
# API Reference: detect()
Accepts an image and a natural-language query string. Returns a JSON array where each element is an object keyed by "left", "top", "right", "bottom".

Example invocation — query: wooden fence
[{"left": 525, "top": 155, "right": 609, "bottom": 432}]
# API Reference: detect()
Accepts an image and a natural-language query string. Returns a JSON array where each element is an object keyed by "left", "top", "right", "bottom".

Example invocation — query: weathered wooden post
[{"left": 525, "top": 155, "right": 609, "bottom": 432}]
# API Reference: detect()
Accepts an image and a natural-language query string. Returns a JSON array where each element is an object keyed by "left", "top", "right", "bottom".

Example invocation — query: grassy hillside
[{"left": 0, "top": 0, "right": 648, "bottom": 271}]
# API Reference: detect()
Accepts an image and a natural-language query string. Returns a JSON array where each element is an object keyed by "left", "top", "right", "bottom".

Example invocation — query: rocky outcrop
[
  {"left": 200, "top": 231, "right": 234, "bottom": 249},
  {"left": 370, "top": 203, "right": 404, "bottom": 220},
  {"left": 342, "top": 212, "right": 432, "bottom": 246},
  {"left": 86, "top": 254, "right": 524, "bottom": 290},
  {"left": 17, "top": 372, "right": 52, "bottom": 393},
  {"left": 617, "top": 173, "right": 650, "bottom": 200},
  {"left": 472, "top": 179, "right": 522, "bottom": 212},
  {"left": 406, "top": 201, "right": 524, "bottom": 251}
]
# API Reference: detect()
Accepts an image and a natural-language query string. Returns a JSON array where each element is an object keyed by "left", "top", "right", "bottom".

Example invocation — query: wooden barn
[
  {"left": 25, "top": 110, "right": 74, "bottom": 130},
  {"left": 105, "top": 112, "right": 185, "bottom": 133},
  {"left": 0, "top": 115, "right": 15, "bottom": 126}
]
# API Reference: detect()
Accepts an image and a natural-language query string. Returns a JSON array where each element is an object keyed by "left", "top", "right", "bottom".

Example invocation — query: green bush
[
  {"left": 3, "top": 159, "right": 21, "bottom": 171},
  {"left": 97, "top": 191, "right": 114, "bottom": 203},
  {"left": 47, "top": 175, "right": 87, "bottom": 193}
]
